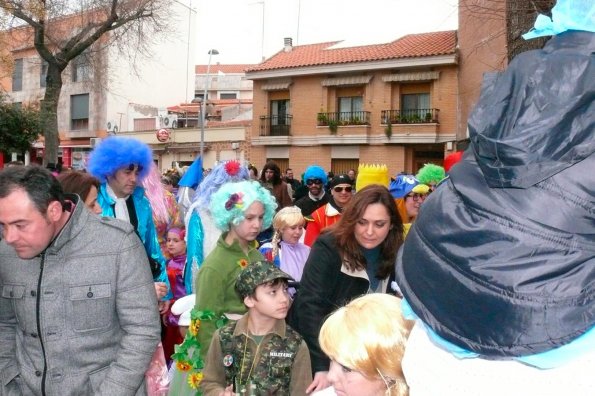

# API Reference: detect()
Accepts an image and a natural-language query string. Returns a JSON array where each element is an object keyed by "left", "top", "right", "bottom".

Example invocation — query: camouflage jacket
[{"left": 201, "top": 313, "right": 312, "bottom": 395}]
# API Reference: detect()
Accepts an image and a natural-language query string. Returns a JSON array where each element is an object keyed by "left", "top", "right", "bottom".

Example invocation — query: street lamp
[{"left": 199, "top": 49, "right": 219, "bottom": 161}]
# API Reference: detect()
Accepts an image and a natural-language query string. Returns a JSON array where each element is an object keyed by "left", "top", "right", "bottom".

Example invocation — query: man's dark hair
[{"left": 0, "top": 165, "right": 65, "bottom": 213}]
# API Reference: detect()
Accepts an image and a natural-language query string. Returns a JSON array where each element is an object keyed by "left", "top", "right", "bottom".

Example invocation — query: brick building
[{"left": 245, "top": 31, "right": 458, "bottom": 177}]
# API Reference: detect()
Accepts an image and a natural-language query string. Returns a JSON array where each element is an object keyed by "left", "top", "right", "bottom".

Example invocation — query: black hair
[
  {"left": 0, "top": 165, "right": 66, "bottom": 213},
  {"left": 260, "top": 161, "right": 282, "bottom": 185}
]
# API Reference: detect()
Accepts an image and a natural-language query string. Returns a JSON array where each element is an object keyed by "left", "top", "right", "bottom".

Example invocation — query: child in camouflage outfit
[{"left": 201, "top": 261, "right": 312, "bottom": 395}]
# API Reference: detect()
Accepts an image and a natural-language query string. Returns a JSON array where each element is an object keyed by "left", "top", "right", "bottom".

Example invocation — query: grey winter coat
[{"left": 0, "top": 196, "right": 161, "bottom": 395}]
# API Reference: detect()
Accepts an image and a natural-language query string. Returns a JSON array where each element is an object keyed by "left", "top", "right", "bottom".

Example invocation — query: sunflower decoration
[
  {"left": 238, "top": 258, "right": 249, "bottom": 269},
  {"left": 189, "top": 318, "right": 201, "bottom": 337},
  {"left": 171, "top": 308, "right": 229, "bottom": 395},
  {"left": 176, "top": 360, "right": 191, "bottom": 372},
  {"left": 188, "top": 372, "right": 204, "bottom": 390}
]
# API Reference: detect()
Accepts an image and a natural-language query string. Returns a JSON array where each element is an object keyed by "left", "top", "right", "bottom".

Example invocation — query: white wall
[{"left": 105, "top": 0, "right": 196, "bottom": 133}]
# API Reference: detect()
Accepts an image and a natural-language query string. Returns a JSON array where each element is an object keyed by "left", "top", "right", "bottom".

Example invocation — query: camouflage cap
[{"left": 235, "top": 260, "right": 294, "bottom": 298}]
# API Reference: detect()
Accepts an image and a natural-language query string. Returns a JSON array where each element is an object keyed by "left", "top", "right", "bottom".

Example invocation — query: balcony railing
[
  {"left": 259, "top": 115, "right": 292, "bottom": 136},
  {"left": 381, "top": 108, "right": 439, "bottom": 124},
  {"left": 317, "top": 111, "right": 371, "bottom": 127}
]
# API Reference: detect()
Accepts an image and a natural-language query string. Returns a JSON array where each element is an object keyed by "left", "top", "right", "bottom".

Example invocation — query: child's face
[
  {"left": 280, "top": 223, "right": 304, "bottom": 244},
  {"left": 229, "top": 201, "right": 264, "bottom": 244},
  {"left": 166, "top": 231, "right": 186, "bottom": 257},
  {"left": 245, "top": 281, "right": 290, "bottom": 321}
]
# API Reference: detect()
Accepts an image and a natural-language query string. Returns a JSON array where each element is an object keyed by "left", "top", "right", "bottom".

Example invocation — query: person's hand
[
  {"left": 306, "top": 371, "right": 330, "bottom": 394},
  {"left": 219, "top": 385, "right": 234, "bottom": 396},
  {"left": 154, "top": 282, "right": 167, "bottom": 299},
  {"left": 158, "top": 300, "right": 171, "bottom": 315}
]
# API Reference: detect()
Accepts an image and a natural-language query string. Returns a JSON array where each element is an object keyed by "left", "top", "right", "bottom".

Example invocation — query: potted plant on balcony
[
  {"left": 384, "top": 122, "right": 392, "bottom": 138},
  {"left": 328, "top": 119, "right": 339, "bottom": 134},
  {"left": 317, "top": 112, "right": 328, "bottom": 126},
  {"left": 425, "top": 112, "right": 433, "bottom": 122}
]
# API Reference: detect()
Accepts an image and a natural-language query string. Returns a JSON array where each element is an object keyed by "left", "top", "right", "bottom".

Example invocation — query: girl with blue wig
[
  {"left": 169, "top": 180, "right": 277, "bottom": 395},
  {"left": 183, "top": 160, "right": 251, "bottom": 293}
]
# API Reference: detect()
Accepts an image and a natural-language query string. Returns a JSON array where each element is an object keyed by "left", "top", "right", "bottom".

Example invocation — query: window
[
  {"left": 72, "top": 54, "right": 90, "bottom": 82},
  {"left": 70, "top": 94, "right": 89, "bottom": 130},
  {"left": 134, "top": 118, "right": 157, "bottom": 131},
  {"left": 338, "top": 96, "right": 363, "bottom": 122},
  {"left": 270, "top": 99, "right": 291, "bottom": 135},
  {"left": 40, "top": 61, "right": 48, "bottom": 88},
  {"left": 12, "top": 59, "right": 23, "bottom": 91},
  {"left": 12, "top": 102, "right": 22, "bottom": 110},
  {"left": 401, "top": 93, "right": 430, "bottom": 120},
  {"left": 220, "top": 93, "right": 237, "bottom": 100}
]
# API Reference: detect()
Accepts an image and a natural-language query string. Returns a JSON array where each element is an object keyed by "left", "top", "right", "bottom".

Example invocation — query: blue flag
[{"left": 178, "top": 156, "right": 203, "bottom": 190}]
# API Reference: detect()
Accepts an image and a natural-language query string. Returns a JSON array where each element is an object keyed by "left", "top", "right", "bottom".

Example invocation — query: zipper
[{"left": 36, "top": 253, "right": 48, "bottom": 396}]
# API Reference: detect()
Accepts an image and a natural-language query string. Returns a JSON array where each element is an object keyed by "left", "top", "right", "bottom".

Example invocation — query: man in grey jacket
[{"left": 0, "top": 166, "right": 161, "bottom": 395}]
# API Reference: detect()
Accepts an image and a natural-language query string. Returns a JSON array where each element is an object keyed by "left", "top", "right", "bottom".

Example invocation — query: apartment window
[
  {"left": 134, "top": 118, "right": 157, "bottom": 131},
  {"left": 72, "top": 54, "right": 90, "bottom": 82},
  {"left": 220, "top": 92, "right": 237, "bottom": 99},
  {"left": 338, "top": 96, "right": 363, "bottom": 122},
  {"left": 401, "top": 93, "right": 430, "bottom": 120},
  {"left": 71, "top": 94, "right": 89, "bottom": 130},
  {"left": 12, "top": 59, "right": 23, "bottom": 91},
  {"left": 40, "top": 61, "right": 48, "bottom": 88}
]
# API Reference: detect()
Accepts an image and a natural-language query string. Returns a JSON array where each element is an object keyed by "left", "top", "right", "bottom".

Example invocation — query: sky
[{"left": 191, "top": 0, "right": 459, "bottom": 65}]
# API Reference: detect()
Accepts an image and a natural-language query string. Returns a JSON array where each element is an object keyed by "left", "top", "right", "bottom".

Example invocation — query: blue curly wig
[
  {"left": 303, "top": 165, "right": 327, "bottom": 184},
  {"left": 192, "top": 160, "right": 250, "bottom": 210},
  {"left": 87, "top": 137, "right": 153, "bottom": 182},
  {"left": 209, "top": 180, "right": 277, "bottom": 232}
]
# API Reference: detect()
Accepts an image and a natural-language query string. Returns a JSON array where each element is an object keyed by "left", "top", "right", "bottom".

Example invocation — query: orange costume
[{"left": 304, "top": 203, "right": 341, "bottom": 247}]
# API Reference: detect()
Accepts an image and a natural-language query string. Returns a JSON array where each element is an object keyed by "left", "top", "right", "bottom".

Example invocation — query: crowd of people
[{"left": 0, "top": 4, "right": 593, "bottom": 395}]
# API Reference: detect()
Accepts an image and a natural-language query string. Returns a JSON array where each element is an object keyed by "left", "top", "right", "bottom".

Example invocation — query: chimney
[{"left": 284, "top": 37, "right": 293, "bottom": 52}]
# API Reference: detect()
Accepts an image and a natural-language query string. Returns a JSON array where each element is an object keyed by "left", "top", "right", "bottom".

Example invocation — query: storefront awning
[
  {"left": 322, "top": 75, "right": 372, "bottom": 87},
  {"left": 382, "top": 71, "right": 440, "bottom": 82}
]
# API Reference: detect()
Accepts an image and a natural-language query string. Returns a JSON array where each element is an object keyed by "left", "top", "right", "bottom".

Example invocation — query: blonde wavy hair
[
  {"left": 319, "top": 294, "right": 410, "bottom": 396},
  {"left": 269, "top": 206, "right": 305, "bottom": 260}
]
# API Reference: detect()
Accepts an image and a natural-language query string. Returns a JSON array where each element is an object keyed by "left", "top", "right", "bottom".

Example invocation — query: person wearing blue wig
[
  {"left": 87, "top": 136, "right": 172, "bottom": 305},
  {"left": 169, "top": 180, "right": 277, "bottom": 395},
  {"left": 295, "top": 165, "right": 328, "bottom": 217},
  {"left": 183, "top": 160, "right": 251, "bottom": 294}
]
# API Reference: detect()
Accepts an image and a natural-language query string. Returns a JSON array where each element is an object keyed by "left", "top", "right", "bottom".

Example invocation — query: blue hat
[{"left": 389, "top": 174, "right": 419, "bottom": 198}]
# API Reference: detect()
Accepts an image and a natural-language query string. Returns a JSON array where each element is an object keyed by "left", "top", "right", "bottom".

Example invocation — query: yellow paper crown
[{"left": 356, "top": 164, "right": 389, "bottom": 190}]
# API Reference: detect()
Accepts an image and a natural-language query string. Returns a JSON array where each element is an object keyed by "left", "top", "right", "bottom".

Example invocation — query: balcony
[
  {"left": 317, "top": 111, "right": 371, "bottom": 129},
  {"left": 259, "top": 115, "right": 292, "bottom": 137},
  {"left": 381, "top": 108, "right": 439, "bottom": 124}
]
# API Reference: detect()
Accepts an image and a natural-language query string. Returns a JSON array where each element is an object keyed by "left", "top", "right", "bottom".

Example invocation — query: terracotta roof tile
[
  {"left": 195, "top": 64, "right": 255, "bottom": 74},
  {"left": 247, "top": 30, "right": 457, "bottom": 72}
]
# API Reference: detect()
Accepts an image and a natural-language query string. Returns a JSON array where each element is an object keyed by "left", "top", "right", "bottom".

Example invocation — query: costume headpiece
[
  {"left": 191, "top": 160, "right": 250, "bottom": 210},
  {"left": 355, "top": 164, "right": 389, "bottom": 191},
  {"left": 87, "top": 137, "right": 152, "bottom": 182},
  {"left": 209, "top": 180, "right": 277, "bottom": 232},
  {"left": 303, "top": 165, "right": 327, "bottom": 185},
  {"left": 416, "top": 163, "right": 445, "bottom": 186}
]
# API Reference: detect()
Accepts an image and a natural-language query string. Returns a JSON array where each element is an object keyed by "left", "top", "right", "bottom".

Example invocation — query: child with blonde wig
[
  {"left": 259, "top": 206, "right": 310, "bottom": 295},
  {"left": 318, "top": 294, "right": 410, "bottom": 396}
]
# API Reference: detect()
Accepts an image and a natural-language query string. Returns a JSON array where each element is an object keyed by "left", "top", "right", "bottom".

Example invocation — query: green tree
[
  {"left": 0, "top": 95, "right": 41, "bottom": 153},
  {"left": 0, "top": 0, "right": 171, "bottom": 165}
]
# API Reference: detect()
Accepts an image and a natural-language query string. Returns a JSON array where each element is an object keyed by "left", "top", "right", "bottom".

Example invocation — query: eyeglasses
[
  {"left": 333, "top": 186, "right": 353, "bottom": 193},
  {"left": 306, "top": 179, "right": 323, "bottom": 186},
  {"left": 405, "top": 193, "right": 427, "bottom": 202}
]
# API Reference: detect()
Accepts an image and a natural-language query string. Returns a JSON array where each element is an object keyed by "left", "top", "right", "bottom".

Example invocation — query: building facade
[
  {"left": 0, "top": 1, "right": 196, "bottom": 169},
  {"left": 246, "top": 33, "right": 458, "bottom": 177}
]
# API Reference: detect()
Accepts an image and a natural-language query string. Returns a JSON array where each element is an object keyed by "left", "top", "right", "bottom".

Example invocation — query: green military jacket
[{"left": 201, "top": 313, "right": 312, "bottom": 395}]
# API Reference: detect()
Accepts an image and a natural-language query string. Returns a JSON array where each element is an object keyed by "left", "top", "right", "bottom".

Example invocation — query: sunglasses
[
  {"left": 126, "top": 163, "right": 144, "bottom": 173},
  {"left": 306, "top": 179, "right": 323, "bottom": 186},
  {"left": 405, "top": 193, "right": 427, "bottom": 202},
  {"left": 333, "top": 186, "right": 353, "bottom": 193}
]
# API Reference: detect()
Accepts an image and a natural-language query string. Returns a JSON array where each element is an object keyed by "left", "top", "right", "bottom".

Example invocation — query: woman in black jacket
[{"left": 288, "top": 184, "right": 404, "bottom": 393}]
